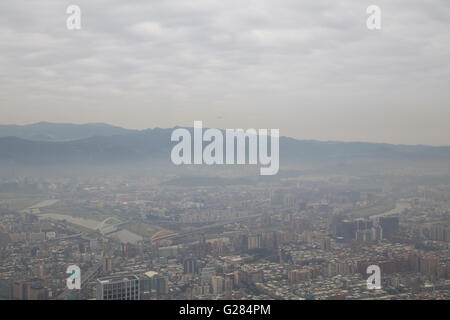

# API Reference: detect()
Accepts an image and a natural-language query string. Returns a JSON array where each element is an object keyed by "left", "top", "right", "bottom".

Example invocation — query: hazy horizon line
[{"left": 0, "top": 121, "right": 449, "bottom": 148}]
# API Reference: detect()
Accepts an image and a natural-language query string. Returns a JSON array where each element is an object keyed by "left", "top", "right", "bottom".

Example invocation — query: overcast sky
[{"left": 0, "top": 0, "right": 449, "bottom": 145}]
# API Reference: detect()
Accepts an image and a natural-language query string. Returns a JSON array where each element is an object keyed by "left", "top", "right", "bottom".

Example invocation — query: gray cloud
[{"left": 0, "top": 0, "right": 449, "bottom": 145}]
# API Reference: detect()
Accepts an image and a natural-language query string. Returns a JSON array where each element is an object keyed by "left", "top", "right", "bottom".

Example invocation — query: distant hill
[
  {"left": 0, "top": 122, "right": 136, "bottom": 141},
  {"left": 0, "top": 123, "right": 449, "bottom": 167},
  {"left": 0, "top": 128, "right": 171, "bottom": 165}
]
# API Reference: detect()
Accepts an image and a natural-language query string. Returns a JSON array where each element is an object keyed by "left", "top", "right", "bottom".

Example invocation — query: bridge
[
  {"left": 96, "top": 217, "right": 125, "bottom": 235},
  {"left": 48, "top": 217, "right": 130, "bottom": 243},
  {"left": 49, "top": 233, "right": 84, "bottom": 241},
  {"left": 151, "top": 214, "right": 262, "bottom": 242}
]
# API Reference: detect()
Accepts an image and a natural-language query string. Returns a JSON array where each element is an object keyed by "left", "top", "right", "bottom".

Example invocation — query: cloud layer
[{"left": 0, "top": 0, "right": 449, "bottom": 145}]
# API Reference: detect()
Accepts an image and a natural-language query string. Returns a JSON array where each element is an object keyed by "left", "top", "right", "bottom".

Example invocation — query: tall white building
[{"left": 211, "top": 276, "right": 224, "bottom": 294}]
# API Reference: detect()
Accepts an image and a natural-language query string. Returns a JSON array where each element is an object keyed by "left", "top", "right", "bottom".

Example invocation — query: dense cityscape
[{"left": 1, "top": 170, "right": 449, "bottom": 300}]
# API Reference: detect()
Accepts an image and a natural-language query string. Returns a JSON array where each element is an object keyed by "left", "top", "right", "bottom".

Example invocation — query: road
[{"left": 151, "top": 214, "right": 262, "bottom": 241}]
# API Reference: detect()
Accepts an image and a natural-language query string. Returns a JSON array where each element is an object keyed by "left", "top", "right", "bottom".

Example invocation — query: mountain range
[
  {"left": 0, "top": 122, "right": 449, "bottom": 167},
  {"left": 0, "top": 122, "right": 135, "bottom": 142}
]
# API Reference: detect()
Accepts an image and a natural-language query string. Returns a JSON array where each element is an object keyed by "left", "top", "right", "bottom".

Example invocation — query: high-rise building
[
  {"left": 12, "top": 280, "right": 48, "bottom": 300},
  {"left": 183, "top": 257, "right": 198, "bottom": 274},
  {"left": 140, "top": 271, "right": 168, "bottom": 298},
  {"left": 200, "top": 266, "right": 216, "bottom": 283},
  {"left": 408, "top": 252, "right": 420, "bottom": 272},
  {"left": 28, "top": 282, "right": 48, "bottom": 300},
  {"left": 12, "top": 281, "right": 29, "bottom": 300},
  {"left": 233, "top": 270, "right": 240, "bottom": 287},
  {"left": 320, "top": 237, "right": 331, "bottom": 250},
  {"left": 102, "top": 256, "right": 113, "bottom": 273},
  {"left": 211, "top": 276, "right": 224, "bottom": 294},
  {"left": 420, "top": 255, "right": 440, "bottom": 278},
  {"left": 270, "top": 190, "right": 283, "bottom": 206},
  {"left": 224, "top": 277, "right": 233, "bottom": 294},
  {"left": 371, "top": 225, "right": 383, "bottom": 241},
  {"left": 155, "top": 276, "right": 168, "bottom": 296},
  {"left": 356, "top": 229, "right": 372, "bottom": 242},
  {"left": 336, "top": 220, "right": 357, "bottom": 241},
  {"left": 247, "top": 234, "right": 261, "bottom": 250},
  {"left": 96, "top": 275, "right": 140, "bottom": 300},
  {"left": 379, "top": 217, "right": 399, "bottom": 239},
  {"left": 429, "top": 224, "right": 449, "bottom": 241},
  {"left": 356, "top": 219, "right": 373, "bottom": 231}
]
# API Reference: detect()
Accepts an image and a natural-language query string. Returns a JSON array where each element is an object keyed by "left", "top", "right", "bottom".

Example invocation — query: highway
[{"left": 151, "top": 214, "right": 262, "bottom": 241}]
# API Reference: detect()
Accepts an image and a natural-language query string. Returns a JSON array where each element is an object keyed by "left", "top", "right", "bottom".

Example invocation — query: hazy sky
[{"left": 0, "top": 0, "right": 449, "bottom": 145}]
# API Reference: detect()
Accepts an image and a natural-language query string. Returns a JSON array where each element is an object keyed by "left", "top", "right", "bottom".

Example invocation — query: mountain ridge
[
  {"left": 1, "top": 122, "right": 449, "bottom": 147},
  {"left": 0, "top": 123, "right": 449, "bottom": 166},
  {"left": 0, "top": 122, "right": 137, "bottom": 142}
]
